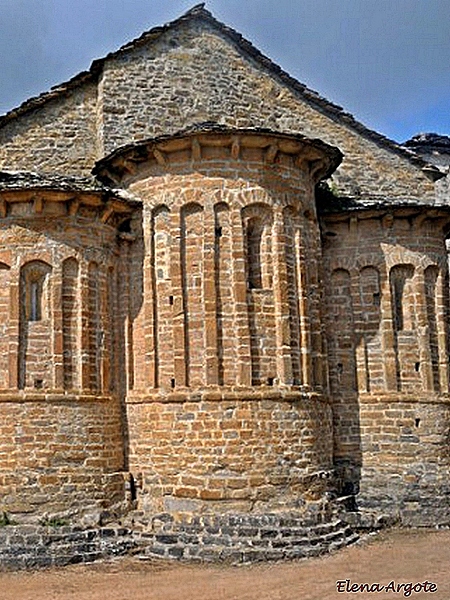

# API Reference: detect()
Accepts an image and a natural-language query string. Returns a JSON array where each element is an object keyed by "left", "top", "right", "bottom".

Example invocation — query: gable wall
[
  {"left": 0, "top": 19, "right": 436, "bottom": 197},
  {"left": 0, "top": 81, "right": 99, "bottom": 176},
  {"left": 99, "top": 21, "right": 435, "bottom": 200}
]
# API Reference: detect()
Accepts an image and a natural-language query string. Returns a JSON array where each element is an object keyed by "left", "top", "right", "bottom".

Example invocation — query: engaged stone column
[
  {"left": 380, "top": 268, "right": 398, "bottom": 391},
  {"left": 273, "top": 205, "right": 293, "bottom": 385},
  {"left": 415, "top": 266, "right": 434, "bottom": 391},
  {"left": 170, "top": 209, "right": 188, "bottom": 388},
  {"left": 436, "top": 268, "right": 449, "bottom": 392},
  {"left": 52, "top": 268, "right": 64, "bottom": 390},
  {"left": 231, "top": 205, "right": 252, "bottom": 387},
  {"left": 203, "top": 207, "right": 219, "bottom": 385}
]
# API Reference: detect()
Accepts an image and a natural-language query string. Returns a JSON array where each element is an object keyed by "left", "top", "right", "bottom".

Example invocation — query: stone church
[{"left": 0, "top": 4, "right": 449, "bottom": 561}]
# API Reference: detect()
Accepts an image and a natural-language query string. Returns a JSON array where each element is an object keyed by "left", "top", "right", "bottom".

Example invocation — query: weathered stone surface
[
  {"left": 0, "top": 82, "right": 98, "bottom": 176},
  {"left": 0, "top": 5, "right": 448, "bottom": 569},
  {"left": 0, "top": 7, "right": 440, "bottom": 199},
  {"left": 0, "top": 525, "right": 137, "bottom": 571},
  {"left": 322, "top": 209, "right": 450, "bottom": 524}
]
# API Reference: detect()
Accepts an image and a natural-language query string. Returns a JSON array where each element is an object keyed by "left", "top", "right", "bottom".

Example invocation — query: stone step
[{"left": 138, "top": 517, "right": 359, "bottom": 563}]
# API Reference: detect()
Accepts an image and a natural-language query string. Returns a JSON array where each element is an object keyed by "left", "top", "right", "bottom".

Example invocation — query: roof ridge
[
  {"left": 184, "top": 3, "right": 207, "bottom": 15},
  {"left": 0, "top": 5, "right": 443, "bottom": 178}
]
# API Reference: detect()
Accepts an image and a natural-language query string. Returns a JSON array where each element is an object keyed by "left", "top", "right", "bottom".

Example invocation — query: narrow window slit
[
  {"left": 30, "top": 281, "right": 39, "bottom": 321},
  {"left": 129, "top": 473, "right": 137, "bottom": 502}
]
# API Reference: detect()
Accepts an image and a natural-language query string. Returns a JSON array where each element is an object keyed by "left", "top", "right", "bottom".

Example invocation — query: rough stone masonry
[{"left": 0, "top": 4, "right": 448, "bottom": 566}]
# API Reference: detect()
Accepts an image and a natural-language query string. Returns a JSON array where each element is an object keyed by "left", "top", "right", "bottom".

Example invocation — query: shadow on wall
[
  {"left": 323, "top": 233, "right": 449, "bottom": 501},
  {"left": 116, "top": 211, "right": 145, "bottom": 472},
  {"left": 0, "top": 212, "right": 145, "bottom": 478}
]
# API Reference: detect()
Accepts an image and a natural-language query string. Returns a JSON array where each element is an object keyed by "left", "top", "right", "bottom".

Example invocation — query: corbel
[
  {"left": 309, "top": 159, "right": 325, "bottom": 180},
  {"left": 191, "top": 138, "right": 201, "bottom": 161},
  {"left": 101, "top": 202, "right": 115, "bottom": 224},
  {"left": 265, "top": 144, "right": 278, "bottom": 164},
  {"left": 153, "top": 148, "right": 168, "bottom": 167},
  {"left": 33, "top": 195, "right": 43, "bottom": 214},
  {"left": 0, "top": 198, "right": 7, "bottom": 218},
  {"left": 231, "top": 137, "right": 240, "bottom": 160},
  {"left": 382, "top": 213, "right": 394, "bottom": 229},
  {"left": 413, "top": 213, "right": 428, "bottom": 228},
  {"left": 294, "top": 147, "right": 308, "bottom": 168},
  {"left": 121, "top": 159, "right": 137, "bottom": 176},
  {"left": 68, "top": 197, "right": 80, "bottom": 216}
]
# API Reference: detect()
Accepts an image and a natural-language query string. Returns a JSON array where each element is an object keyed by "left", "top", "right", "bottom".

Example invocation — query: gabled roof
[{"left": 0, "top": 4, "right": 443, "bottom": 179}]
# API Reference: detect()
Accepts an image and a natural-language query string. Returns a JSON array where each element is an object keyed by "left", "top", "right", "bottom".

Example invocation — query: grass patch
[
  {"left": 40, "top": 516, "right": 69, "bottom": 528},
  {"left": 0, "top": 512, "right": 15, "bottom": 526}
]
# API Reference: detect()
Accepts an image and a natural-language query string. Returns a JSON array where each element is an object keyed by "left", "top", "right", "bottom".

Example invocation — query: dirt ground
[{"left": 0, "top": 528, "right": 448, "bottom": 600}]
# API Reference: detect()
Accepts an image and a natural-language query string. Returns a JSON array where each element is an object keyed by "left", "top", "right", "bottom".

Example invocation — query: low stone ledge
[
  {"left": 136, "top": 514, "right": 359, "bottom": 564},
  {"left": 126, "top": 388, "right": 329, "bottom": 404},
  {"left": 0, "top": 515, "right": 360, "bottom": 569},
  {"left": 0, "top": 525, "right": 138, "bottom": 571}
]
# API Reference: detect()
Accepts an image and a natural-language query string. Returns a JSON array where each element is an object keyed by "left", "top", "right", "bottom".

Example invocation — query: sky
[{"left": 0, "top": 0, "right": 449, "bottom": 143}]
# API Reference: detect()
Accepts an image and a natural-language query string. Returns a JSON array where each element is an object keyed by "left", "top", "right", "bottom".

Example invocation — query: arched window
[
  {"left": 390, "top": 264, "right": 415, "bottom": 331},
  {"left": 20, "top": 261, "right": 52, "bottom": 322},
  {"left": 243, "top": 204, "right": 273, "bottom": 290}
]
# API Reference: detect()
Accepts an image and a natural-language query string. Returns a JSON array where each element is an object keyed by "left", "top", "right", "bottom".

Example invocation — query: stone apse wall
[
  {"left": 0, "top": 185, "right": 134, "bottom": 522},
  {"left": 0, "top": 5, "right": 448, "bottom": 564},
  {"left": 0, "top": 127, "right": 448, "bottom": 555},
  {"left": 322, "top": 209, "right": 450, "bottom": 525},
  {"left": 94, "top": 127, "right": 343, "bottom": 541}
]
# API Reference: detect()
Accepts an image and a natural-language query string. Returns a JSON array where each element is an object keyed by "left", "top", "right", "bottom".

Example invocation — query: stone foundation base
[
  {"left": 0, "top": 525, "right": 137, "bottom": 571},
  {"left": 0, "top": 514, "right": 359, "bottom": 569},
  {"left": 357, "top": 478, "right": 450, "bottom": 527},
  {"left": 136, "top": 513, "right": 359, "bottom": 563}
]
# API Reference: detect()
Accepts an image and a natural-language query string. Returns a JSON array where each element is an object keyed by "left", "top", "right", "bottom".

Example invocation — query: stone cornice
[
  {"left": 320, "top": 203, "right": 450, "bottom": 237},
  {"left": 0, "top": 172, "right": 140, "bottom": 226},
  {"left": 126, "top": 388, "right": 330, "bottom": 405},
  {"left": 92, "top": 124, "right": 343, "bottom": 186},
  {"left": 319, "top": 199, "right": 450, "bottom": 221}
]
